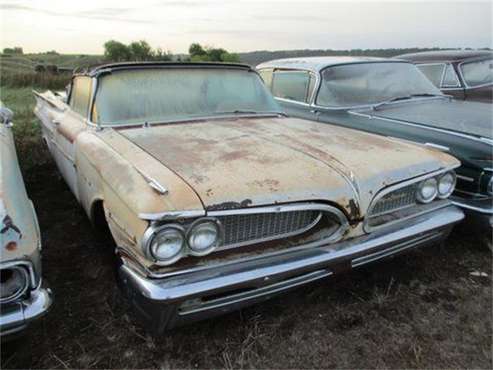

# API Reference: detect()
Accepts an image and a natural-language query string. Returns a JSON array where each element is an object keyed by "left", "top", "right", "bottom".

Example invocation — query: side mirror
[{"left": 0, "top": 107, "right": 14, "bottom": 125}]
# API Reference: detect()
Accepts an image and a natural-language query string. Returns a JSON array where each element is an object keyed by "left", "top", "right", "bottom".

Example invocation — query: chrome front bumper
[
  {"left": 0, "top": 285, "right": 53, "bottom": 337},
  {"left": 118, "top": 205, "right": 463, "bottom": 334}
]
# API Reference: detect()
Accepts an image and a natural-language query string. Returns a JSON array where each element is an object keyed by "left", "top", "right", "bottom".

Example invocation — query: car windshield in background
[
  {"left": 460, "top": 58, "right": 493, "bottom": 87},
  {"left": 316, "top": 62, "right": 442, "bottom": 108},
  {"left": 93, "top": 68, "right": 281, "bottom": 125}
]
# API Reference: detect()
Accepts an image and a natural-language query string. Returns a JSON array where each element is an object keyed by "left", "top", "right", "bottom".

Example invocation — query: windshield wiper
[
  {"left": 213, "top": 110, "right": 285, "bottom": 116},
  {"left": 372, "top": 93, "right": 446, "bottom": 110}
]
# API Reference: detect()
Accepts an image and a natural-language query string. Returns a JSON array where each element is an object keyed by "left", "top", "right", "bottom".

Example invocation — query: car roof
[
  {"left": 396, "top": 50, "right": 493, "bottom": 63},
  {"left": 74, "top": 61, "right": 254, "bottom": 77},
  {"left": 257, "top": 56, "right": 406, "bottom": 73}
]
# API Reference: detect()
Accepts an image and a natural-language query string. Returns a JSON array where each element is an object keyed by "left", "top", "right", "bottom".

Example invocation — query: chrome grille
[
  {"left": 217, "top": 210, "right": 321, "bottom": 249},
  {"left": 369, "top": 184, "right": 417, "bottom": 217}
]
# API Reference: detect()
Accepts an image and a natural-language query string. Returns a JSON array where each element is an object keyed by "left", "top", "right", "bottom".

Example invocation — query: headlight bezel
[
  {"left": 487, "top": 176, "right": 493, "bottom": 196},
  {"left": 0, "top": 265, "right": 30, "bottom": 304},
  {"left": 416, "top": 177, "right": 438, "bottom": 204},
  {"left": 186, "top": 217, "right": 223, "bottom": 256},
  {"left": 437, "top": 172, "right": 457, "bottom": 199},
  {"left": 142, "top": 223, "right": 186, "bottom": 265}
]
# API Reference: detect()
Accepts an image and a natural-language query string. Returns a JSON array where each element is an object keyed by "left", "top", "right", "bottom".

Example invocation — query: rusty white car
[
  {"left": 34, "top": 62, "right": 463, "bottom": 333},
  {"left": 0, "top": 105, "right": 52, "bottom": 337}
]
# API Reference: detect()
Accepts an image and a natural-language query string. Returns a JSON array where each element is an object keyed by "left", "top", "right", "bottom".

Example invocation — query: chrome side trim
[
  {"left": 425, "top": 142, "right": 450, "bottom": 152},
  {"left": 456, "top": 174, "right": 475, "bottom": 183},
  {"left": 348, "top": 110, "right": 493, "bottom": 146}
]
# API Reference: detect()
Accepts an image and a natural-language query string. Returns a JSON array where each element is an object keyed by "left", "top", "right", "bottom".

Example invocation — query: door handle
[{"left": 310, "top": 110, "right": 320, "bottom": 115}]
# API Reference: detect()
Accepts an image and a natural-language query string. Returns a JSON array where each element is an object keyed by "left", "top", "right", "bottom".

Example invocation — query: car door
[{"left": 37, "top": 77, "right": 91, "bottom": 200}]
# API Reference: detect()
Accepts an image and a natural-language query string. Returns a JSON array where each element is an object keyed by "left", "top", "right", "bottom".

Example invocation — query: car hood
[
  {"left": 115, "top": 116, "right": 457, "bottom": 219},
  {"left": 358, "top": 98, "right": 493, "bottom": 140}
]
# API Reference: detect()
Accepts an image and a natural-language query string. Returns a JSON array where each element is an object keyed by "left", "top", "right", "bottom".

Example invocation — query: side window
[
  {"left": 258, "top": 69, "right": 273, "bottom": 89},
  {"left": 442, "top": 64, "right": 460, "bottom": 87},
  {"left": 272, "top": 70, "right": 312, "bottom": 103},
  {"left": 417, "top": 64, "right": 445, "bottom": 88},
  {"left": 69, "top": 77, "right": 92, "bottom": 117}
]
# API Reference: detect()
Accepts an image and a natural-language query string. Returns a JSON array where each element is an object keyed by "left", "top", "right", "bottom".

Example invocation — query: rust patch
[
  {"left": 206, "top": 199, "right": 252, "bottom": 211},
  {"left": 248, "top": 179, "right": 281, "bottom": 192},
  {"left": 348, "top": 199, "right": 360, "bottom": 219}
]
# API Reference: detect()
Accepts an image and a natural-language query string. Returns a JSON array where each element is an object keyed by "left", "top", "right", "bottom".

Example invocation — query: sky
[{"left": 0, "top": 0, "right": 491, "bottom": 54}]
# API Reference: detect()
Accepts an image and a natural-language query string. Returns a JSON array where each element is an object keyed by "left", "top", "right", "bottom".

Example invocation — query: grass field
[{"left": 0, "top": 59, "right": 491, "bottom": 369}]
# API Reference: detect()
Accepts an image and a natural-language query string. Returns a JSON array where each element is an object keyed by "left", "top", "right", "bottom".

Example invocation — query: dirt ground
[{"left": 1, "top": 150, "right": 492, "bottom": 369}]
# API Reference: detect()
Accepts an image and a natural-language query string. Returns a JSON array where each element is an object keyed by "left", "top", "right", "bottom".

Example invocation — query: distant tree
[
  {"left": 45, "top": 50, "right": 59, "bottom": 55},
  {"left": 189, "top": 43, "right": 207, "bottom": 58},
  {"left": 34, "top": 64, "right": 46, "bottom": 73},
  {"left": 128, "top": 40, "right": 153, "bottom": 61},
  {"left": 3, "top": 47, "right": 23, "bottom": 54},
  {"left": 154, "top": 47, "right": 172, "bottom": 61},
  {"left": 220, "top": 52, "right": 240, "bottom": 62},
  {"left": 103, "top": 39, "right": 173, "bottom": 62},
  {"left": 104, "top": 40, "right": 131, "bottom": 61},
  {"left": 188, "top": 43, "right": 239, "bottom": 62}
]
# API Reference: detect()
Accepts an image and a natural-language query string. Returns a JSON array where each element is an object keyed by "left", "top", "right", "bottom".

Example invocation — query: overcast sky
[{"left": 0, "top": 0, "right": 491, "bottom": 54}]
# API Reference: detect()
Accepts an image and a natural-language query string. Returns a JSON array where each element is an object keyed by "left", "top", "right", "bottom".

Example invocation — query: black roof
[
  {"left": 74, "top": 61, "right": 253, "bottom": 77},
  {"left": 396, "top": 50, "right": 493, "bottom": 63}
]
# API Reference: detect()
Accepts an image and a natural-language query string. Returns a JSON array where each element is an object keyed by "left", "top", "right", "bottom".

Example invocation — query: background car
[
  {"left": 257, "top": 57, "right": 493, "bottom": 227},
  {"left": 0, "top": 104, "right": 52, "bottom": 338},
  {"left": 396, "top": 50, "right": 493, "bottom": 103}
]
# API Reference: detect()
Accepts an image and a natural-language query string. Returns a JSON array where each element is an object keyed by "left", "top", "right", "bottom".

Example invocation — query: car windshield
[
  {"left": 93, "top": 68, "right": 281, "bottom": 125},
  {"left": 460, "top": 58, "right": 493, "bottom": 87},
  {"left": 316, "top": 62, "right": 442, "bottom": 108}
]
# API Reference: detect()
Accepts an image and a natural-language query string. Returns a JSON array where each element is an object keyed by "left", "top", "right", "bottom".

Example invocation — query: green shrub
[{"left": 0, "top": 71, "right": 70, "bottom": 90}]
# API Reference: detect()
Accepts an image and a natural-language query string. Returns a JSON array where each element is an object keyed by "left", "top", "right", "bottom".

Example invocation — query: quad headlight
[
  {"left": 416, "top": 177, "right": 438, "bottom": 203},
  {"left": 143, "top": 224, "right": 185, "bottom": 265},
  {"left": 416, "top": 171, "right": 456, "bottom": 204},
  {"left": 143, "top": 218, "right": 223, "bottom": 265},
  {"left": 187, "top": 218, "right": 222, "bottom": 256},
  {"left": 437, "top": 172, "right": 456, "bottom": 199},
  {"left": 0, "top": 266, "right": 29, "bottom": 304}
]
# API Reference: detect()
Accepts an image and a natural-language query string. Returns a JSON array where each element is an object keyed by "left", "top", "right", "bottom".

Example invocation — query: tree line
[{"left": 103, "top": 40, "right": 239, "bottom": 63}]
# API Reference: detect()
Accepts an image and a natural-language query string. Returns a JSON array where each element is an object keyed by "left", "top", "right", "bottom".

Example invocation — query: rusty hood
[{"left": 113, "top": 116, "right": 458, "bottom": 219}]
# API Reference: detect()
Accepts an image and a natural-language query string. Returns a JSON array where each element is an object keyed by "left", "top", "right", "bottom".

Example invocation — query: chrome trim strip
[
  {"left": 456, "top": 174, "right": 475, "bottom": 183},
  {"left": 207, "top": 203, "right": 340, "bottom": 217},
  {"left": 178, "top": 269, "right": 333, "bottom": 316},
  {"left": 451, "top": 200, "right": 493, "bottom": 215},
  {"left": 88, "top": 113, "right": 284, "bottom": 129},
  {"left": 351, "top": 230, "right": 443, "bottom": 268},
  {"left": 425, "top": 142, "right": 450, "bottom": 152},
  {"left": 348, "top": 110, "right": 493, "bottom": 146},
  {"left": 138, "top": 209, "right": 205, "bottom": 221}
]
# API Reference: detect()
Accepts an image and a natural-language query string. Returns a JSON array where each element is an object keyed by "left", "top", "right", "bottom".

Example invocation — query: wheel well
[{"left": 90, "top": 200, "right": 110, "bottom": 234}]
